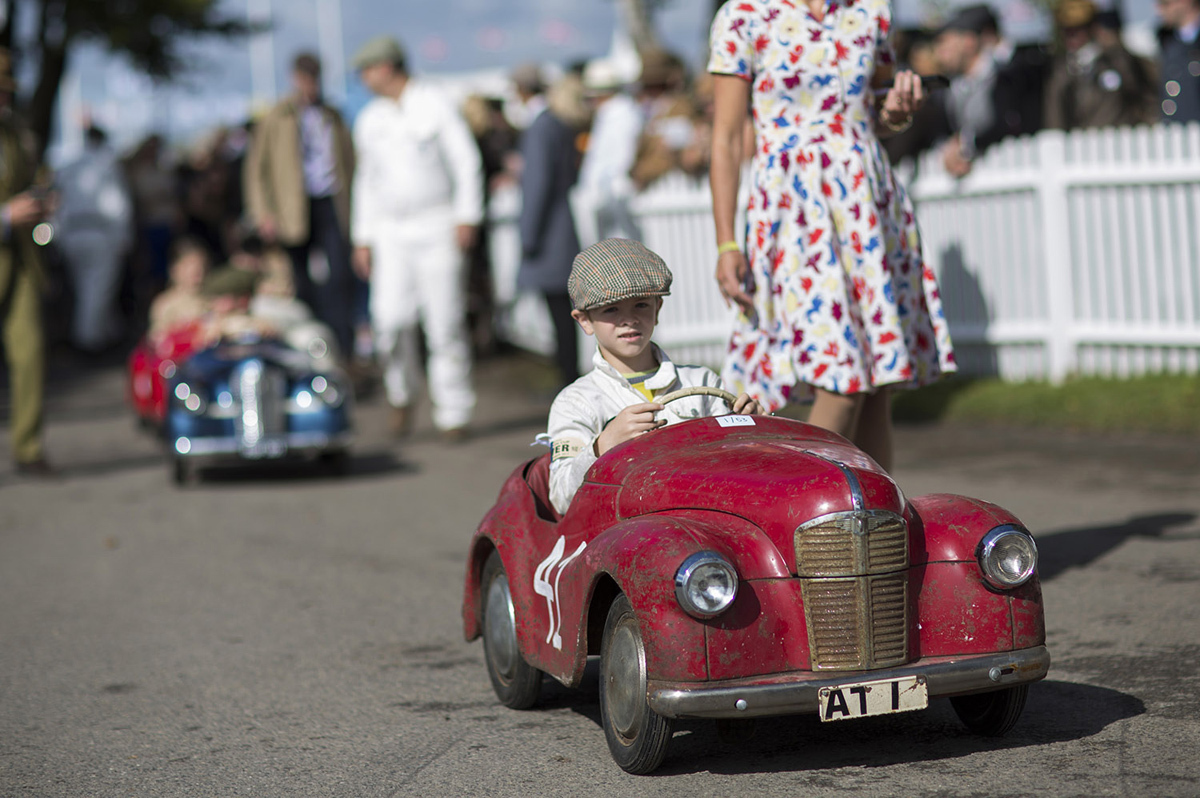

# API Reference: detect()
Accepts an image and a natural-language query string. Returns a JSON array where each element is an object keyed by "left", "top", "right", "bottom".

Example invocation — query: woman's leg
[
  {"left": 853, "top": 389, "right": 893, "bottom": 472},
  {"left": 806, "top": 388, "right": 894, "bottom": 472},
  {"left": 806, "top": 389, "right": 864, "bottom": 440}
]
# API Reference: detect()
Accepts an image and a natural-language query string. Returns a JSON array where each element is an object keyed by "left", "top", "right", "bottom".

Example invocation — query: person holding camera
[{"left": 0, "top": 47, "right": 54, "bottom": 476}]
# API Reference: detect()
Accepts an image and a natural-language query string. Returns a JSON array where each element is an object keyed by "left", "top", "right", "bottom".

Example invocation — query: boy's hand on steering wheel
[
  {"left": 595, "top": 402, "right": 664, "bottom": 456},
  {"left": 732, "top": 393, "right": 761, "bottom": 415}
]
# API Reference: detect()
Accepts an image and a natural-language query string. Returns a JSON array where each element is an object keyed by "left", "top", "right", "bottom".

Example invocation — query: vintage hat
[
  {"left": 352, "top": 36, "right": 407, "bottom": 71},
  {"left": 201, "top": 266, "right": 260, "bottom": 298},
  {"left": 582, "top": 59, "right": 625, "bottom": 94},
  {"left": 939, "top": 4, "right": 999, "bottom": 35},
  {"left": 568, "top": 238, "right": 673, "bottom": 311},
  {"left": 638, "top": 48, "right": 679, "bottom": 89},
  {"left": 1056, "top": 0, "right": 1097, "bottom": 28},
  {"left": 510, "top": 62, "right": 545, "bottom": 94}
]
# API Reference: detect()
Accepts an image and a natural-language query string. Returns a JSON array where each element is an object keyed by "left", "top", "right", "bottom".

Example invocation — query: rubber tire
[
  {"left": 600, "top": 593, "right": 673, "bottom": 775},
  {"left": 320, "top": 450, "right": 350, "bottom": 477},
  {"left": 171, "top": 456, "right": 196, "bottom": 487},
  {"left": 481, "top": 551, "right": 542, "bottom": 709},
  {"left": 951, "top": 685, "right": 1029, "bottom": 736}
]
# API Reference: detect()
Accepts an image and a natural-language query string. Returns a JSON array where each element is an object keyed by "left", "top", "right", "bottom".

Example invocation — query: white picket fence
[{"left": 490, "top": 123, "right": 1200, "bottom": 382}]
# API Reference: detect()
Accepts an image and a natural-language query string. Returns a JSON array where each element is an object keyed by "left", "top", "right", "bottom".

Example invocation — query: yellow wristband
[{"left": 717, "top": 241, "right": 740, "bottom": 255}]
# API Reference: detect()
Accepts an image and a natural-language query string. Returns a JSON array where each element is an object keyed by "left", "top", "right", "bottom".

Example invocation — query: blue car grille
[{"left": 231, "top": 359, "right": 287, "bottom": 445}]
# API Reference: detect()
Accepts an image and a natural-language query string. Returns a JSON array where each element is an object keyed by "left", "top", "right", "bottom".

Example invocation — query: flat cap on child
[{"left": 568, "top": 238, "right": 673, "bottom": 311}]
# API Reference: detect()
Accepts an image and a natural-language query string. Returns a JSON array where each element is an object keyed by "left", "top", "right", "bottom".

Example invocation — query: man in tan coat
[
  {"left": 244, "top": 51, "right": 356, "bottom": 358},
  {"left": 0, "top": 48, "right": 54, "bottom": 476}
]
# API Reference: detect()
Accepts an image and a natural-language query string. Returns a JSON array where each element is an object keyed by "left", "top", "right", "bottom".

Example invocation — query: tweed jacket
[{"left": 243, "top": 97, "right": 355, "bottom": 246}]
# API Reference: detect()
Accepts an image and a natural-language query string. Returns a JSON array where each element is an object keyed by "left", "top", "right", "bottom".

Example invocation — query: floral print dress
[{"left": 709, "top": 0, "right": 956, "bottom": 412}]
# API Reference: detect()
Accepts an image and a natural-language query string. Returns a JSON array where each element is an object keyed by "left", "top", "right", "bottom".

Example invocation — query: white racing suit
[
  {"left": 351, "top": 79, "right": 483, "bottom": 430},
  {"left": 547, "top": 345, "right": 732, "bottom": 515},
  {"left": 54, "top": 143, "right": 133, "bottom": 351}
]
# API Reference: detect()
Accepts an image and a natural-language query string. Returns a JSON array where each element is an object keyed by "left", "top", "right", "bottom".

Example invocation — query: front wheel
[
  {"left": 600, "top": 593, "right": 673, "bottom": 774},
  {"left": 951, "top": 685, "right": 1029, "bottom": 736},
  {"left": 171, "top": 456, "right": 197, "bottom": 487},
  {"left": 481, "top": 551, "right": 542, "bottom": 709}
]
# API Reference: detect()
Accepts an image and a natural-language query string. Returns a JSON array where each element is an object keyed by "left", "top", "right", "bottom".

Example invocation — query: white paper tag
[{"left": 716, "top": 415, "right": 756, "bottom": 428}]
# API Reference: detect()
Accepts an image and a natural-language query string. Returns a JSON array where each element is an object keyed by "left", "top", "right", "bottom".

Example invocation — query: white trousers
[
  {"left": 370, "top": 221, "right": 475, "bottom": 430},
  {"left": 59, "top": 231, "right": 126, "bottom": 351}
]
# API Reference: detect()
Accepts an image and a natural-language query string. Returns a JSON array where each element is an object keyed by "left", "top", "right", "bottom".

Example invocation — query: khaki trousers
[{"left": 2, "top": 258, "right": 45, "bottom": 463}]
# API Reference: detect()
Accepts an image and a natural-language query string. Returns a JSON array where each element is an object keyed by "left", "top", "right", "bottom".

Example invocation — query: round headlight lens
[
  {"left": 978, "top": 525, "right": 1038, "bottom": 589},
  {"left": 675, "top": 551, "right": 738, "bottom": 619}
]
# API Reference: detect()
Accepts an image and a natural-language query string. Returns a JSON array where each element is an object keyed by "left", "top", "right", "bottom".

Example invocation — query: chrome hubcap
[
  {"left": 484, "top": 574, "right": 518, "bottom": 680},
  {"left": 605, "top": 617, "right": 646, "bottom": 740}
]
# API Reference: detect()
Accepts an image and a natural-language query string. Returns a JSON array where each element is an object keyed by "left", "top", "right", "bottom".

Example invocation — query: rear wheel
[
  {"left": 600, "top": 593, "right": 673, "bottom": 774},
  {"left": 481, "top": 551, "right": 542, "bottom": 709},
  {"left": 951, "top": 685, "right": 1029, "bottom": 736}
]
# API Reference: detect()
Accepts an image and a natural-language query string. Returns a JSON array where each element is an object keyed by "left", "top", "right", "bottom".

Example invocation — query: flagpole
[
  {"left": 316, "top": 0, "right": 346, "bottom": 103},
  {"left": 248, "top": 0, "right": 277, "bottom": 107}
]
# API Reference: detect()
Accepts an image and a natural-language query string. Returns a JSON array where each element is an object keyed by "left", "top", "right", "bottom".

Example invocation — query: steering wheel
[{"left": 656, "top": 386, "right": 738, "bottom": 407}]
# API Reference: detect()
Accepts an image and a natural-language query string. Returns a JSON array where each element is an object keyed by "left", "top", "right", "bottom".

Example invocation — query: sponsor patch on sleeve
[{"left": 552, "top": 437, "right": 587, "bottom": 461}]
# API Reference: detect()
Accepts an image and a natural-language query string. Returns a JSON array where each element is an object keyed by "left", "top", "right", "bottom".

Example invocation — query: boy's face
[
  {"left": 210, "top": 294, "right": 251, "bottom": 315},
  {"left": 572, "top": 296, "right": 662, "bottom": 372},
  {"left": 172, "top": 251, "right": 208, "bottom": 292}
]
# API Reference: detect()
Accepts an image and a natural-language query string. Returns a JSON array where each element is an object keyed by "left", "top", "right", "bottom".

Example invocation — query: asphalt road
[{"left": 2, "top": 355, "right": 1198, "bottom": 797}]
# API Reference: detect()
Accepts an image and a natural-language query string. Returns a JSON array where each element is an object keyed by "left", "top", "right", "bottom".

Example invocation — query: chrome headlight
[
  {"left": 311, "top": 375, "right": 343, "bottom": 407},
  {"left": 977, "top": 525, "right": 1038, "bottom": 589},
  {"left": 674, "top": 551, "right": 738, "bottom": 619},
  {"left": 307, "top": 337, "right": 329, "bottom": 360},
  {"left": 173, "top": 382, "right": 207, "bottom": 415}
]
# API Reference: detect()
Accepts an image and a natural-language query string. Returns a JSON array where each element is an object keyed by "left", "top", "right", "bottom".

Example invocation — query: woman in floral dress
[{"left": 709, "top": 0, "right": 956, "bottom": 471}]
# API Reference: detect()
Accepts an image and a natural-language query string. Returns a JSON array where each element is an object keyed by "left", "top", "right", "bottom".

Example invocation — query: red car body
[
  {"left": 462, "top": 415, "right": 1049, "bottom": 773},
  {"left": 127, "top": 322, "right": 205, "bottom": 427}
]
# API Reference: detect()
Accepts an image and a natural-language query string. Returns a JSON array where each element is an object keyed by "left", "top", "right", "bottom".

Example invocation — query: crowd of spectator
[
  {"left": 886, "top": 0, "right": 1193, "bottom": 176},
  {"left": 6, "top": 0, "right": 1199, "bottom": 472}
]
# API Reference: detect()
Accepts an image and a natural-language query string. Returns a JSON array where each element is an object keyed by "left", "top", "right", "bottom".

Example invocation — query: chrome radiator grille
[
  {"left": 232, "top": 359, "right": 287, "bottom": 444},
  {"left": 795, "top": 511, "right": 910, "bottom": 671}
]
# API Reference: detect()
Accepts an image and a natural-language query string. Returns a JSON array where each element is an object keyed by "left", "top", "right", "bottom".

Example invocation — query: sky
[{"left": 43, "top": 0, "right": 1161, "bottom": 162}]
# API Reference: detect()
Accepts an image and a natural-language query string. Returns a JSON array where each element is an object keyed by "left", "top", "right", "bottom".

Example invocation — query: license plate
[
  {"left": 241, "top": 439, "right": 287, "bottom": 459},
  {"left": 817, "top": 675, "right": 928, "bottom": 722}
]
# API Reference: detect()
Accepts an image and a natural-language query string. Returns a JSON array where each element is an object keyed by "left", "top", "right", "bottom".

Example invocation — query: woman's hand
[
  {"left": 879, "top": 69, "right": 925, "bottom": 130},
  {"left": 731, "top": 392, "right": 761, "bottom": 415},
  {"left": 716, "top": 249, "right": 754, "bottom": 314}
]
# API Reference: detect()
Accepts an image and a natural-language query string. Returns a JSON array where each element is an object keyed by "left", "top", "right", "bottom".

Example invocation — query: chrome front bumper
[
  {"left": 647, "top": 645, "right": 1050, "bottom": 719},
  {"left": 172, "top": 431, "right": 353, "bottom": 459}
]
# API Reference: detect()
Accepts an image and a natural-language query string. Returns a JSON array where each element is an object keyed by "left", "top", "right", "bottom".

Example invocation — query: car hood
[
  {"left": 179, "top": 338, "right": 315, "bottom": 382},
  {"left": 587, "top": 416, "right": 906, "bottom": 570}
]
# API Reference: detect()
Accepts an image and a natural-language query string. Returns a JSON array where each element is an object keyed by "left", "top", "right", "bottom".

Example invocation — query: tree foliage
[{"left": 0, "top": 0, "right": 253, "bottom": 162}]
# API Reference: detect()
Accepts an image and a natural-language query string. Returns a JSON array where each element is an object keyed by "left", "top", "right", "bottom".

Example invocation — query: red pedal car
[{"left": 461, "top": 389, "right": 1048, "bottom": 774}]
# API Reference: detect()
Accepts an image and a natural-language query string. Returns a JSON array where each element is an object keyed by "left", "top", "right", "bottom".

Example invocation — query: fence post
[{"left": 1038, "top": 130, "right": 1075, "bottom": 384}]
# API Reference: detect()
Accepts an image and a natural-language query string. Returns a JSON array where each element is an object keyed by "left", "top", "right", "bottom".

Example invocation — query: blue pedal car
[{"left": 164, "top": 334, "right": 353, "bottom": 484}]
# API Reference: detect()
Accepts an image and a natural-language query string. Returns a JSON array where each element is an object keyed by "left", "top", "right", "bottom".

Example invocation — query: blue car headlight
[
  {"left": 173, "top": 382, "right": 207, "bottom": 415},
  {"left": 311, "top": 375, "right": 343, "bottom": 407},
  {"left": 675, "top": 551, "right": 738, "bottom": 619},
  {"left": 977, "top": 525, "right": 1038, "bottom": 589}
]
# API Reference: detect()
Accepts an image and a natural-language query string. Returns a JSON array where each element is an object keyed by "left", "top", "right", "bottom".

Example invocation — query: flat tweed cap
[
  {"left": 202, "top": 266, "right": 260, "bottom": 298},
  {"left": 569, "top": 238, "right": 673, "bottom": 310},
  {"left": 353, "top": 36, "right": 406, "bottom": 71}
]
